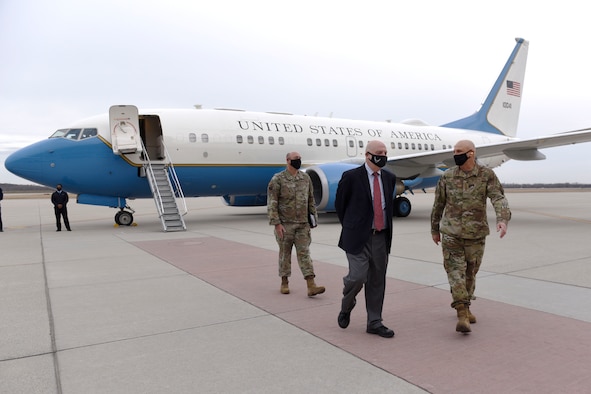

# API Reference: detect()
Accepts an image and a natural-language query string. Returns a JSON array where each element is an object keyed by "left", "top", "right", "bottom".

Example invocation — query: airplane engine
[
  {"left": 307, "top": 163, "right": 412, "bottom": 216},
  {"left": 222, "top": 194, "right": 267, "bottom": 207},
  {"left": 305, "top": 163, "right": 359, "bottom": 211}
]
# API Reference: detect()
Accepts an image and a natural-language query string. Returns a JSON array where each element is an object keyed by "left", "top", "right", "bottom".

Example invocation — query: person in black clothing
[
  {"left": 0, "top": 187, "right": 3, "bottom": 232},
  {"left": 335, "top": 140, "right": 397, "bottom": 338},
  {"left": 51, "top": 184, "right": 71, "bottom": 231}
]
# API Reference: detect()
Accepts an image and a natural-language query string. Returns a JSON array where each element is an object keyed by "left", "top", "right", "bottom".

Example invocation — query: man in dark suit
[
  {"left": 0, "top": 186, "right": 3, "bottom": 232},
  {"left": 335, "top": 140, "right": 397, "bottom": 338},
  {"left": 51, "top": 184, "right": 71, "bottom": 231}
]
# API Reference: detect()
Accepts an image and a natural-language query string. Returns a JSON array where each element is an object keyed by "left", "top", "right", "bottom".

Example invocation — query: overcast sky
[{"left": 1, "top": 0, "right": 590, "bottom": 185}]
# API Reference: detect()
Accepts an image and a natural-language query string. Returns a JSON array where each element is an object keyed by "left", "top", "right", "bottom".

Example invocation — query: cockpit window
[
  {"left": 80, "top": 128, "right": 97, "bottom": 139},
  {"left": 49, "top": 128, "right": 98, "bottom": 140},
  {"left": 50, "top": 129, "right": 70, "bottom": 138},
  {"left": 64, "top": 129, "right": 81, "bottom": 139}
]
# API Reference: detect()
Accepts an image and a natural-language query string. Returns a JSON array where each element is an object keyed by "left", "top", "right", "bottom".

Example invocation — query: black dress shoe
[
  {"left": 338, "top": 311, "right": 351, "bottom": 329},
  {"left": 366, "top": 325, "right": 395, "bottom": 338}
]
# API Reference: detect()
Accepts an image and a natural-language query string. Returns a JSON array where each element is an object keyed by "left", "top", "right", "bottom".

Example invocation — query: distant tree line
[
  {"left": 0, "top": 183, "right": 53, "bottom": 193},
  {"left": 503, "top": 183, "right": 591, "bottom": 188},
  {"left": 1, "top": 182, "right": 590, "bottom": 194}
]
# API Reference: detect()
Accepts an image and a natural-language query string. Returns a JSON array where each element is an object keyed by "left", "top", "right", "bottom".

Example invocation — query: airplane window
[
  {"left": 189, "top": 133, "right": 197, "bottom": 143},
  {"left": 430, "top": 144, "right": 435, "bottom": 150},
  {"left": 424, "top": 144, "right": 428, "bottom": 151},
  {"left": 65, "top": 129, "right": 81, "bottom": 140},
  {"left": 358, "top": 141, "right": 363, "bottom": 148},
  {"left": 418, "top": 144, "right": 422, "bottom": 150},
  {"left": 278, "top": 137, "right": 284, "bottom": 145},
  {"left": 307, "top": 138, "right": 313, "bottom": 146},
  {"left": 201, "top": 133, "right": 209, "bottom": 143},
  {"left": 405, "top": 143, "right": 409, "bottom": 149},
  {"left": 398, "top": 142, "right": 402, "bottom": 149},
  {"left": 236, "top": 135, "right": 243, "bottom": 144},
  {"left": 324, "top": 139, "right": 329, "bottom": 147},
  {"left": 316, "top": 139, "right": 321, "bottom": 147},
  {"left": 390, "top": 142, "right": 396, "bottom": 150},
  {"left": 258, "top": 136, "right": 264, "bottom": 144},
  {"left": 269, "top": 136, "right": 275, "bottom": 145},
  {"left": 411, "top": 143, "right": 416, "bottom": 150},
  {"left": 332, "top": 139, "right": 338, "bottom": 147},
  {"left": 247, "top": 135, "right": 254, "bottom": 144},
  {"left": 80, "top": 128, "right": 98, "bottom": 139},
  {"left": 348, "top": 140, "right": 354, "bottom": 148},
  {"left": 49, "top": 129, "right": 69, "bottom": 138}
]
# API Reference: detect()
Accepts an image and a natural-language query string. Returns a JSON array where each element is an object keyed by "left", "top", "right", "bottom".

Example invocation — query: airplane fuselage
[{"left": 6, "top": 108, "right": 512, "bottom": 202}]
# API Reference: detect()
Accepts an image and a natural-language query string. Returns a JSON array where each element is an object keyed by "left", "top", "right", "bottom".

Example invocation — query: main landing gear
[
  {"left": 114, "top": 207, "right": 135, "bottom": 226},
  {"left": 394, "top": 196, "right": 411, "bottom": 217}
]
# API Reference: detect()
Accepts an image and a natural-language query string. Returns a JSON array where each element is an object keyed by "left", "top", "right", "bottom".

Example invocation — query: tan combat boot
[
  {"left": 455, "top": 304, "right": 472, "bottom": 333},
  {"left": 280, "top": 276, "right": 290, "bottom": 294},
  {"left": 305, "top": 276, "right": 325, "bottom": 297},
  {"left": 466, "top": 306, "right": 477, "bottom": 324}
]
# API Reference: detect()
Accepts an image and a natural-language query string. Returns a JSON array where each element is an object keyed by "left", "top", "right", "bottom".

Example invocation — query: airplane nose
[
  {"left": 5, "top": 149, "right": 25, "bottom": 175},
  {"left": 4, "top": 141, "right": 52, "bottom": 183}
]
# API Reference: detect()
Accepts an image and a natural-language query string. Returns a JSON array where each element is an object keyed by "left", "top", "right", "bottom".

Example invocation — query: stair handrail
[
  {"left": 162, "top": 142, "right": 188, "bottom": 216},
  {"left": 140, "top": 140, "right": 166, "bottom": 219}
]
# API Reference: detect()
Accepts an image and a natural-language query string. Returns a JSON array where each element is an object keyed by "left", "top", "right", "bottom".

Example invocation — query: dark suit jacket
[
  {"left": 51, "top": 191, "right": 69, "bottom": 208},
  {"left": 335, "top": 165, "right": 396, "bottom": 255}
]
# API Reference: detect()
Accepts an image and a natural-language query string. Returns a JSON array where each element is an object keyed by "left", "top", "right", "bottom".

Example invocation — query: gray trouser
[{"left": 341, "top": 232, "right": 388, "bottom": 329}]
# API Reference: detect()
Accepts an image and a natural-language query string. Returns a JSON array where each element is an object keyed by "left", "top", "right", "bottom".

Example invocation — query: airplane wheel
[
  {"left": 394, "top": 196, "right": 411, "bottom": 217},
  {"left": 115, "top": 211, "right": 134, "bottom": 226}
]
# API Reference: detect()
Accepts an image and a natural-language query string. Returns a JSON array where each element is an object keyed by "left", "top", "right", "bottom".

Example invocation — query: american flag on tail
[{"left": 506, "top": 80, "right": 521, "bottom": 97}]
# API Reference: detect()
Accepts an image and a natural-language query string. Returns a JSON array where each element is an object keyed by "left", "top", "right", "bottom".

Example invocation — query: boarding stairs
[{"left": 142, "top": 145, "right": 187, "bottom": 232}]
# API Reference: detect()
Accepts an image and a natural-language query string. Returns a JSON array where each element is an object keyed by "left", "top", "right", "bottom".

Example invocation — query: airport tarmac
[{"left": 0, "top": 190, "right": 590, "bottom": 393}]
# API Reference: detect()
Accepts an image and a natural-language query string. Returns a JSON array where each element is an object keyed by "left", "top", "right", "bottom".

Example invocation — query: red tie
[{"left": 373, "top": 172, "right": 384, "bottom": 231}]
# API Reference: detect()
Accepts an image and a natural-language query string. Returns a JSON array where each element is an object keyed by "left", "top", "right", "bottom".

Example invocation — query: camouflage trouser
[
  {"left": 275, "top": 222, "right": 315, "bottom": 278},
  {"left": 441, "top": 234, "right": 485, "bottom": 308}
]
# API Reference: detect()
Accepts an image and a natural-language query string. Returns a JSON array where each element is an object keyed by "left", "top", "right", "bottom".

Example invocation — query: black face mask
[
  {"left": 290, "top": 159, "right": 302, "bottom": 169},
  {"left": 453, "top": 152, "right": 469, "bottom": 166},
  {"left": 368, "top": 153, "right": 387, "bottom": 168}
]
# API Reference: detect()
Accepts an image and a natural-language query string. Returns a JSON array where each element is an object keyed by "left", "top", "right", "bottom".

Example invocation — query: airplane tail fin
[{"left": 442, "top": 38, "right": 529, "bottom": 137}]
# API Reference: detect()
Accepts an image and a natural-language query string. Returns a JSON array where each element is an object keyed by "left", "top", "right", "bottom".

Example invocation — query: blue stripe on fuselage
[{"left": 174, "top": 165, "right": 284, "bottom": 197}]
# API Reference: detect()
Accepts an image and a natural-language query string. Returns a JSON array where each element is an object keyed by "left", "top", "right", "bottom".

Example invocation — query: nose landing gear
[{"left": 115, "top": 207, "right": 135, "bottom": 226}]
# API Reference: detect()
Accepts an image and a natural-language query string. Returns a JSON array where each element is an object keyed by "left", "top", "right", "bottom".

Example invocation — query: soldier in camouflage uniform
[
  {"left": 431, "top": 140, "right": 511, "bottom": 333},
  {"left": 267, "top": 152, "right": 325, "bottom": 297}
]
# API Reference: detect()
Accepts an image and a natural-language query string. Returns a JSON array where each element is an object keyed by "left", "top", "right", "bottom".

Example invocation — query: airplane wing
[{"left": 386, "top": 127, "right": 591, "bottom": 179}]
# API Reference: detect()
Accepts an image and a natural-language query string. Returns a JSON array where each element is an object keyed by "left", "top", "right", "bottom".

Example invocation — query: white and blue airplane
[{"left": 5, "top": 38, "right": 591, "bottom": 230}]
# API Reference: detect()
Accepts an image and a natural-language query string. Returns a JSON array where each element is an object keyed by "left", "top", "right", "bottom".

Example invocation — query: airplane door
[
  {"left": 109, "top": 105, "right": 143, "bottom": 155},
  {"left": 345, "top": 136, "right": 357, "bottom": 157}
]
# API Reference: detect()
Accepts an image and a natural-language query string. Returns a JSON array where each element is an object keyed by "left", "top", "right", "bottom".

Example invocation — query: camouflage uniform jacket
[
  {"left": 267, "top": 170, "right": 317, "bottom": 225},
  {"left": 431, "top": 163, "right": 511, "bottom": 239}
]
